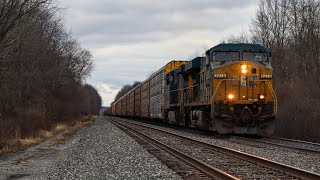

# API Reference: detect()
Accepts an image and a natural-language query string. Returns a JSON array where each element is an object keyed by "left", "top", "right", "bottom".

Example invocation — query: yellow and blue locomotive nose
[{"left": 213, "top": 61, "right": 273, "bottom": 102}]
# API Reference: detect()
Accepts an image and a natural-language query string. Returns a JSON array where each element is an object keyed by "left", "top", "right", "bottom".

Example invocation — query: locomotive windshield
[
  {"left": 212, "top": 51, "right": 240, "bottom": 61},
  {"left": 212, "top": 51, "right": 268, "bottom": 62},
  {"left": 243, "top": 52, "right": 268, "bottom": 61}
]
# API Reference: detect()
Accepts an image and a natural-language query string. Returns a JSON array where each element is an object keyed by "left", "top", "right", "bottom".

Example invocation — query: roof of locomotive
[
  {"left": 155, "top": 60, "right": 188, "bottom": 75},
  {"left": 206, "top": 43, "right": 270, "bottom": 54},
  {"left": 141, "top": 60, "right": 187, "bottom": 83},
  {"left": 185, "top": 57, "right": 202, "bottom": 71}
]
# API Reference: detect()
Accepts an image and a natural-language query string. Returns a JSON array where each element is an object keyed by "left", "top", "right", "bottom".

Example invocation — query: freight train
[{"left": 106, "top": 43, "right": 278, "bottom": 135}]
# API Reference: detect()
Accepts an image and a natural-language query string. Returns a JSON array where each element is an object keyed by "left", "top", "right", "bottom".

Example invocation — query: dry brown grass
[
  {"left": 0, "top": 116, "right": 96, "bottom": 156},
  {"left": 0, "top": 138, "right": 41, "bottom": 155},
  {"left": 39, "top": 130, "right": 53, "bottom": 139},
  {"left": 49, "top": 116, "right": 96, "bottom": 146},
  {"left": 54, "top": 124, "right": 68, "bottom": 132},
  {"left": 18, "top": 138, "right": 40, "bottom": 146},
  {"left": 53, "top": 135, "right": 67, "bottom": 145}
]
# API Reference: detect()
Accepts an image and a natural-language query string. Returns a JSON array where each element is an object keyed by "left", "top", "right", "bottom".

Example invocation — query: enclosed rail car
[
  {"left": 134, "top": 85, "right": 141, "bottom": 117},
  {"left": 109, "top": 43, "right": 277, "bottom": 135},
  {"left": 112, "top": 60, "right": 188, "bottom": 119}
]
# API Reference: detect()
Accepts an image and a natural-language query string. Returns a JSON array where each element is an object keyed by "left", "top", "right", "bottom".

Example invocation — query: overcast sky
[{"left": 61, "top": 0, "right": 259, "bottom": 106}]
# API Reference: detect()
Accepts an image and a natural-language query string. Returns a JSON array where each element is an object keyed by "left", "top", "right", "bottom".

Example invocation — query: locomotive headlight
[
  {"left": 241, "top": 65, "right": 247, "bottom": 74},
  {"left": 228, "top": 94, "right": 234, "bottom": 100},
  {"left": 259, "top": 94, "right": 265, "bottom": 100}
]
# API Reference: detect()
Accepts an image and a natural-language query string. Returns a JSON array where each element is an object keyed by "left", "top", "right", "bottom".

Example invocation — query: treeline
[
  {"left": 251, "top": 0, "right": 320, "bottom": 142},
  {"left": 0, "top": 0, "right": 101, "bottom": 143},
  {"left": 111, "top": 81, "right": 140, "bottom": 105}
]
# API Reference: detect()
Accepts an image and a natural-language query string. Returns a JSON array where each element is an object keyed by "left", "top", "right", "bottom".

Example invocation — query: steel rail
[
  {"left": 234, "top": 136, "right": 320, "bottom": 154},
  {"left": 109, "top": 118, "right": 239, "bottom": 180},
  {"left": 112, "top": 117, "right": 320, "bottom": 180},
  {"left": 267, "top": 136, "right": 320, "bottom": 146}
]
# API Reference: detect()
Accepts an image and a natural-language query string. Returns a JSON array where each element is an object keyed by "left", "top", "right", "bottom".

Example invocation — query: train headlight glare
[
  {"left": 241, "top": 65, "right": 247, "bottom": 74},
  {"left": 241, "top": 69, "right": 247, "bottom": 74},
  {"left": 259, "top": 94, "right": 265, "bottom": 100},
  {"left": 228, "top": 94, "right": 234, "bottom": 100}
]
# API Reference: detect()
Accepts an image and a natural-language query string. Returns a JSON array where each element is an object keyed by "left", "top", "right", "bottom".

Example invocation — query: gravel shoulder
[{"left": 0, "top": 116, "right": 181, "bottom": 180}]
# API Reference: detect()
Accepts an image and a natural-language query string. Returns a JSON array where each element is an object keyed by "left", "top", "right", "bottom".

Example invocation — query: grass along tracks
[
  {"left": 109, "top": 116, "right": 320, "bottom": 180},
  {"left": 0, "top": 116, "right": 96, "bottom": 156}
]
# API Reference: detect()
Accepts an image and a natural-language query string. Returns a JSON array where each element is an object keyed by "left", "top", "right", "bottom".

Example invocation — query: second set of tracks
[
  {"left": 108, "top": 116, "right": 320, "bottom": 180},
  {"left": 232, "top": 136, "right": 320, "bottom": 154}
]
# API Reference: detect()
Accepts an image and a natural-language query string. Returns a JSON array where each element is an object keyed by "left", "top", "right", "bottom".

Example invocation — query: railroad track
[
  {"left": 109, "top": 116, "right": 320, "bottom": 180},
  {"left": 109, "top": 118, "right": 238, "bottom": 180},
  {"left": 266, "top": 136, "right": 320, "bottom": 153},
  {"left": 232, "top": 136, "right": 320, "bottom": 154},
  {"left": 113, "top": 116, "right": 320, "bottom": 154}
]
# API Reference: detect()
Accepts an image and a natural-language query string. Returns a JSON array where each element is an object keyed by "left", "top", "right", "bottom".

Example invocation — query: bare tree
[
  {"left": 0, "top": 0, "right": 52, "bottom": 43},
  {"left": 251, "top": 0, "right": 320, "bottom": 142},
  {"left": 0, "top": 0, "right": 101, "bottom": 143}
]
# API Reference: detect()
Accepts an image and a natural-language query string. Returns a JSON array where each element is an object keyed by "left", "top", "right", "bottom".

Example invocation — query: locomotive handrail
[
  {"left": 169, "top": 84, "right": 200, "bottom": 93},
  {"left": 264, "top": 80, "right": 278, "bottom": 114},
  {"left": 211, "top": 80, "right": 226, "bottom": 117},
  {"left": 211, "top": 79, "right": 278, "bottom": 116}
]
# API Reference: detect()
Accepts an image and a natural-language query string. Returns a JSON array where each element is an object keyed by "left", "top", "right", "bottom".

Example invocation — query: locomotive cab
[{"left": 208, "top": 44, "right": 277, "bottom": 135}]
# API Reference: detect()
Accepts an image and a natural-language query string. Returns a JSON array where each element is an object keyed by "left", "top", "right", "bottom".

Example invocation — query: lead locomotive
[{"left": 108, "top": 43, "right": 277, "bottom": 135}]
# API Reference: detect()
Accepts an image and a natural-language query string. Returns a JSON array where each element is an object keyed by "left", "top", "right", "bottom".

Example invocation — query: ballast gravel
[
  {"left": 49, "top": 116, "right": 181, "bottom": 180},
  {"left": 0, "top": 116, "right": 181, "bottom": 180},
  {"left": 117, "top": 118, "right": 320, "bottom": 174}
]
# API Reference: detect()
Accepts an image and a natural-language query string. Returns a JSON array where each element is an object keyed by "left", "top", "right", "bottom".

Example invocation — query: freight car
[{"left": 109, "top": 43, "right": 277, "bottom": 135}]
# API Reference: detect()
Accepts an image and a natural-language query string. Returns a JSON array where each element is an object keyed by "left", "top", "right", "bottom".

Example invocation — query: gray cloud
[
  {"left": 66, "top": 0, "right": 257, "bottom": 41},
  {"left": 61, "top": 0, "right": 259, "bottom": 105}
]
